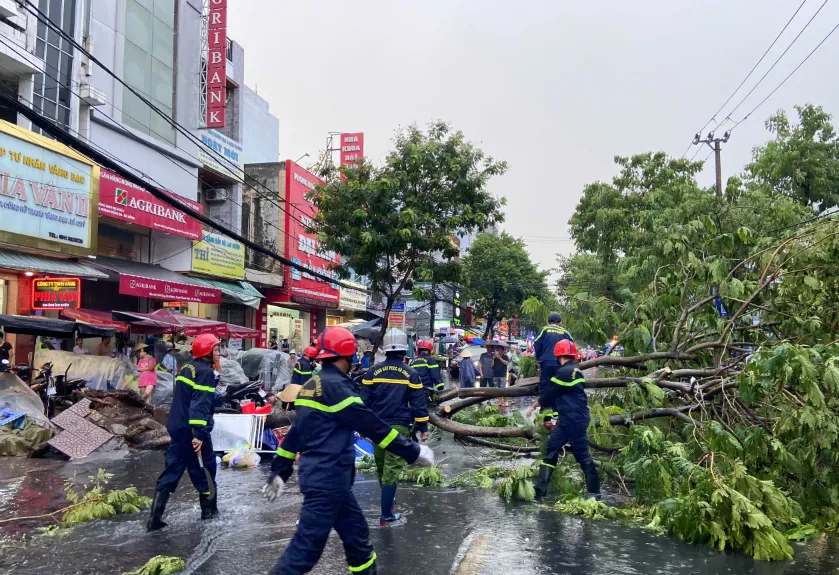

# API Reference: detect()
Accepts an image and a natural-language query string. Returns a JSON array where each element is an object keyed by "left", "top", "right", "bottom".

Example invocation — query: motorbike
[
  {"left": 0, "top": 359, "right": 32, "bottom": 381},
  {"left": 214, "top": 379, "right": 269, "bottom": 413},
  {"left": 29, "top": 362, "right": 87, "bottom": 417}
]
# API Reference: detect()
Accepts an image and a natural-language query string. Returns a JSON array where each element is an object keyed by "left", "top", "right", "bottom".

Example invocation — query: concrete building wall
[{"left": 242, "top": 85, "right": 279, "bottom": 164}]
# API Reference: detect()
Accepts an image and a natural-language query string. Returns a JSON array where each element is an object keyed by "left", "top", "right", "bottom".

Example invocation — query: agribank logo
[{"left": 116, "top": 188, "right": 128, "bottom": 206}]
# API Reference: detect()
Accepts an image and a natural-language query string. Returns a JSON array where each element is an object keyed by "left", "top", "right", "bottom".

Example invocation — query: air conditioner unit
[{"left": 205, "top": 188, "right": 228, "bottom": 203}]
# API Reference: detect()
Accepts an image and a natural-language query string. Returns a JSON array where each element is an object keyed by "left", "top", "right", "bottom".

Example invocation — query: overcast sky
[{"left": 228, "top": 0, "right": 839, "bottom": 276}]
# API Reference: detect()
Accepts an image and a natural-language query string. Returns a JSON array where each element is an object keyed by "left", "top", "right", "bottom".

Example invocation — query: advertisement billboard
[
  {"left": 339, "top": 281, "right": 368, "bottom": 311},
  {"left": 98, "top": 169, "right": 202, "bottom": 240},
  {"left": 198, "top": 129, "right": 243, "bottom": 179},
  {"left": 340, "top": 132, "right": 364, "bottom": 168},
  {"left": 206, "top": 0, "right": 227, "bottom": 128},
  {"left": 118, "top": 274, "right": 221, "bottom": 304},
  {"left": 192, "top": 231, "right": 245, "bottom": 279},
  {"left": 284, "top": 160, "right": 340, "bottom": 309},
  {"left": 0, "top": 122, "right": 98, "bottom": 256},
  {"left": 32, "top": 277, "right": 81, "bottom": 310}
]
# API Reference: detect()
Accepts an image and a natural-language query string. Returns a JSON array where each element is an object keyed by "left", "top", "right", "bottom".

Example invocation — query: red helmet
[
  {"left": 554, "top": 339, "right": 577, "bottom": 358},
  {"left": 193, "top": 333, "right": 220, "bottom": 358},
  {"left": 303, "top": 346, "right": 318, "bottom": 359},
  {"left": 416, "top": 339, "right": 434, "bottom": 352},
  {"left": 315, "top": 327, "right": 357, "bottom": 360}
]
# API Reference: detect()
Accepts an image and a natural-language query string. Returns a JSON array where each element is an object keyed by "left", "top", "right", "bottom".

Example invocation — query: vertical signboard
[
  {"left": 284, "top": 161, "right": 340, "bottom": 309},
  {"left": 340, "top": 132, "right": 364, "bottom": 168},
  {"left": 206, "top": 0, "right": 227, "bottom": 128}
]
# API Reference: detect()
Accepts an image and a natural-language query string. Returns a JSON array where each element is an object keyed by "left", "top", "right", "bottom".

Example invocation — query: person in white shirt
[{"left": 72, "top": 337, "right": 89, "bottom": 355}]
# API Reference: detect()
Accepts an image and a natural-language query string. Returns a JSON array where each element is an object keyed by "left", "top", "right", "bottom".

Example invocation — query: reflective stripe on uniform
[
  {"left": 540, "top": 461, "right": 556, "bottom": 469},
  {"left": 378, "top": 428, "right": 399, "bottom": 449},
  {"left": 364, "top": 377, "right": 422, "bottom": 389},
  {"left": 428, "top": 364, "right": 440, "bottom": 369},
  {"left": 550, "top": 377, "right": 585, "bottom": 387},
  {"left": 411, "top": 362, "right": 430, "bottom": 368},
  {"left": 294, "top": 396, "right": 362, "bottom": 412},
  {"left": 293, "top": 368, "right": 313, "bottom": 375},
  {"left": 189, "top": 419, "right": 207, "bottom": 426},
  {"left": 349, "top": 553, "right": 377, "bottom": 572},
  {"left": 535, "top": 326, "right": 568, "bottom": 342},
  {"left": 435, "top": 383, "right": 444, "bottom": 389},
  {"left": 415, "top": 416, "right": 429, "bottom": 422},
  {"left": 177, "top": 375, "right": 215, "bottom": 393},
  {"left": 276, "top": 447, "right": 296, "bottom": 459}
]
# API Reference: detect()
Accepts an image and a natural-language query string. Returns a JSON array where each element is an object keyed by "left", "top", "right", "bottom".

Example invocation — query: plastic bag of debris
[
  {"left": 0, "top": 371, "right": 50, "bottom": 427},
  {"left": 218, "top": 357, "right": 248, "bottom": 397}
]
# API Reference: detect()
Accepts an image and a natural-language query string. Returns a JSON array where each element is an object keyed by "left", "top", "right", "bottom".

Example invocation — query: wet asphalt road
[{"left": 4, "top": 436, "right": 839, "bottom": 575}]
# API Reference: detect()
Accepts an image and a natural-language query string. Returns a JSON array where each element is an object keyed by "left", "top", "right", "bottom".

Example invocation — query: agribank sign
[
  {"left": 206, "top": 0, "right": 227, "bottom": 128},
  {"left": 98, "top": 169, "right": 203, "bottom": 240},
  {"left": 0, "top": 121, "right": 98, "bottom": 256}
]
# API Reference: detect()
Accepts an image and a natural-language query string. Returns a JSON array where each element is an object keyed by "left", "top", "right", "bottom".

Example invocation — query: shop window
[{"left": 122, "top": 0, "right": 176, "bottom": 145}]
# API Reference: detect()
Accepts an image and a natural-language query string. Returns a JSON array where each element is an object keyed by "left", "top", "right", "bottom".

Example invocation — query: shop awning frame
[
  {"left": 61, "top": 308, "right": 130, "bottom": 333},
  {"left": 89, "top": 256, "right": 222, "bottom": 304},
  {"left": 189, "top": 276, "right": 263, "bottom": 308},
  {"left": 0, "top": 313, "right": 116, "bottom": 338},
  {"left": 0, "top": 250, "right": 108, "bottom": 279},
  {"left": 113, "top": 309, "right": 259, "bottom": 339}
]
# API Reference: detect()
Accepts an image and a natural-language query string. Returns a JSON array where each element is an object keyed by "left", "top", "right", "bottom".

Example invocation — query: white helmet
[{"left": 382, "top": 328, "right": 409, "bottom": 352}]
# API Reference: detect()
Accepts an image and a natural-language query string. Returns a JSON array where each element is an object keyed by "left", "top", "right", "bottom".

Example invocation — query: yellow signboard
[{"left": 192, "top": 232, "right": 245, "bottom": 280}]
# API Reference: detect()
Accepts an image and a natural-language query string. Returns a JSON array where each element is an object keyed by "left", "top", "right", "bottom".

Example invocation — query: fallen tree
[{"left": 428, "top": 139, "right": 839, "bottom": 560}]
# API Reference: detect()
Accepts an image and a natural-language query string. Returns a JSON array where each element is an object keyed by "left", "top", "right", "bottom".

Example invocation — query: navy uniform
[
  {"left": 268, "top": 362, "right": 421, "bottom": 574},
  {"left": 291, "top": 357, "right": 314, "bottom": 386},
  {"left": 535, "top": 352, "right": 600, "bottom": 500},
  {"left": 534, "top": 317, "right": 573, "bottom": 395},
  {"left": 147, "top": 335, "right": 220, "bottom": 531},
  {"left": 362, "top": 353, "right": 429, "bottom": 524},
  {"left": 411, "top": 352, "right": 444, "bottom": 395}
]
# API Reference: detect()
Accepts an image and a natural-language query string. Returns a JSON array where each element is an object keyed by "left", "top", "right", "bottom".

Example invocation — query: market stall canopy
[
  {"left": 61, "top": 308, "right": 129, "bottom": 333},
  {"left": 0, "top": 313, "right": 75, "bottom": 337},
  {"left": 0, "top": 249, "right": 108, "bottom": 279},
  {"left": 0, "top": 313, "right": 116, "bottom": 338},
  {"left": 90, "top": 256, "right": 222, "bottom": 304},
  {"left": 113, "top": 309, "right": 258, "bottom": 339}
]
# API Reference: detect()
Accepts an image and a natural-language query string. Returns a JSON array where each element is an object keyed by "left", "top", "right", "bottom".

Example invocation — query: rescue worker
[
  {"left": 262, "top": 326, "right": 434, "bottom": 574},
  {"left": 533, "top": 313, "right": 573, "bottom": 396},
  {"left": 411, "top": 339, "right": 444, "bottom": 397},
  {"left": 147, "top": 333, "right": 220, "bottom": 531},
  {"left": 362, "top": 328, "right": 430, "bottom": 526},
  {"left": 279, "top": 346, "right": 318, "bottom": 408},
  {"left": 531, "top": 339, "right": 600, "bottom": 501}
]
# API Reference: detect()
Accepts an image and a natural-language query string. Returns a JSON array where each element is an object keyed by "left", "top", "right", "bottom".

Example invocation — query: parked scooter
[{"left": 30, "top": 362, "right": 87, "bottom": 416}]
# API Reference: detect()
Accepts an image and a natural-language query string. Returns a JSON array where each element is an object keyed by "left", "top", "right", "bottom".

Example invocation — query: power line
[
  {"left": 681, "top": 0, "right": 810, "bottom": 158},
  {"left": 730, "top": 20, "right": 839, "bottom": 131},
  {"left": 21, "top": 1, "right": 314, "bottom": 236},
  {"left": 0, "top": 36, "right": 320, "bottom": 279},
  {"left": 0, "top": 88, "right": 367, "bottom": 293},
  {"left": 723, "top": 0, "right": 830, "bottom": 122}
]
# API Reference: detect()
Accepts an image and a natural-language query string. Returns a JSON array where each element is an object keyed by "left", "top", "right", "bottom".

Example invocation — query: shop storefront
[
  {"left": 327, "top": 280, "right": 368, "bottom": 326},
  {"left": 0, "top": 121, "right": 101, "bottom": 360}
]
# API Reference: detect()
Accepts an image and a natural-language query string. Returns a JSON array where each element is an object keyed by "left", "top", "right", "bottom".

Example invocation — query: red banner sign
[
  {"left": 118, "top": 274, "right": 221, "bottom": 304},
  {"left": 283, "top": 161, "right": 340, "bottom": 309},
  {"left": 206, "top": 0, "right": 227, "bottom": 128},
  {"left": 32, "top": 277, "right": 81, "bottom": 310},
  {"left": 98, "top": 169, "right": 203, "bottom": 240},
  {"left": 340, "top": 132, "right": 364, "bottom": 167}
]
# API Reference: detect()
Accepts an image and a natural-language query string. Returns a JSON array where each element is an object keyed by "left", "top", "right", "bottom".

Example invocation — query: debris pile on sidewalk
[
  {"left": 0, "top": 372, "right": 54, "bottom": 456},
  {"left": 72, "top": 389, "right": 171, "bottom": 451}
]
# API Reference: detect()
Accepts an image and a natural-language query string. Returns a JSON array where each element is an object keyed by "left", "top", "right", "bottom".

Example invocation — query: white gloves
[
  {"left": 261, "top": 475, "right": 285, "bottom": 502},
  {"left": 414, "top": 444, "right": 436, "bottom": 467}
]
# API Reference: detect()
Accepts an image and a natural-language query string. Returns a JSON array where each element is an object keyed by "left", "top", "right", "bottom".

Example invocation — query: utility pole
[
  {"left": 429, "top": 279, "right": 436, "bottom": 339},
  {"left": 692, "top": 130, "right": 730, "bottom": 198}
]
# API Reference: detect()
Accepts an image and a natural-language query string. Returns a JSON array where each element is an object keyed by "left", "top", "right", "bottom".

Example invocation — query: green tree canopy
[
  {"left": 746, "top": 104, "right": 839, "bottom": 212},
  {"left": 310, "top": 121, "right": 507, "bottom": 347},
  {"left": 461, "top": 232, "right": 550, "bottom": 337}
]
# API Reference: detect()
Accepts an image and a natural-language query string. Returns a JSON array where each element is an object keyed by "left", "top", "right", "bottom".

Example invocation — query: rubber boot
[
  {"left": 146, "top": 491, "right": 170, "bottom": 532},
  {"left": 534, "top": 464, "right": 554, "bottom": 502},
  {"left": 583, "top": 463, "right": 601, "bottom": 501},
  {"left": 352, "top": 558, "right": 378, "bottom": 575},
  {"left": 209, "top": 484, "right": 219, "bottom": 518},
  {"left": 379, "top": 484, "right": 402, "bottom": 526},
  {"left": 199, "top": 492, "right": 214, "bottom": 520}
]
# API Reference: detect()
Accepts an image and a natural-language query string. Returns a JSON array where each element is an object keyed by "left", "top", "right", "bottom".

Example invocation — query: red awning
[
  {"left": 113, "top": 309, "right": 228, "bottom": 337},
  {"left": 61, "top": 308, "right": 130, "bottom": 333},
  {"left": 227, "top": 324, "right": 260, "bottom": 339}
]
